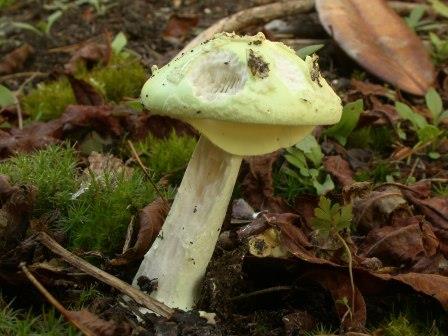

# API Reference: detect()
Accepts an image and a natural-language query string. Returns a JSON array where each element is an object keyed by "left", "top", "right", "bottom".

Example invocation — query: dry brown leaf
[
  {"left": 316, "top": 0, "right": 434, "bottom": 95},
  {"left": 304, "top": 270, "right": 366, "bottom": 331},
  {"left": 110, "top": 198, "right": 169, "bottom": 266},
  {"left": 0, "top": 44, "right": 34, "bottom": 75},
  {"left": 0, "top": 175, "right": 36, "bottom": 254},
  {"left": 67, "top": 75, "right": 104, "bottom": 106},
  {"left": 363, "top": 220, "right": 438, "bottom": 265},
  {"left": 375, "top": 272, "right": 448, "bottom": 309},
  {"left": 68, "top": 309, "right": 131, "bottom": 336},
  {"left": 163, "top": 15, "right": 199, "bottom": 44},
  {"left": 241, "top": 152, "right": 288, "bottom": 212},
  {"left": 65, "top": 41, "right": 111, "bottom": 74},
  {"left": 323, "top": 155, "right": 354, "bottom": 187}
]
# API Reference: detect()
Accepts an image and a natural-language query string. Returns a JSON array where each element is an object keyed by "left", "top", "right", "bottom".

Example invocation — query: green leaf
[
  {"left": 439, "top": 110, "right": 448, "bottom": 121},
  {"left": 324, "top": 99, "right": 364, "bottom": 145},
  {"left": 395, "top": 101, "right": 428, "bottom": 129},
  {"left": 11, "top": 22, "right": 43, "bottom": 35},
  {"left": 425, "top": 88, "right": 443, "bottom": 121},
  {"left": 0, "top": 85, "right": 15, "bottom": 108},
  {"left": 429, "top": 0, "right": 448, "bottom": 18},
  {"left": 312, "top": 174, "right": 334, "bottom": 196},
  {"left": 45, "top": 10, "right": 62, "bottom": 35},
  {"left": 296, "top": 44, "right": 325, "bottom": 60},
  {"left": 112, "top": 32, "right": 127, "bottom": 54},
  {"left": 405, "top": 5, "right": 426, "bottom": 29},
  {"left": 428, "top": 151, "right": 441, "bottom": 160},
  {"left": 284, "top": 152, "right": 309, "bottom": 176},
  {"left": 416, "top": 124, "right": 441, "bottom": 143},
  {"left": 294, "top": 134, "right": 323, "bottom": 167}
]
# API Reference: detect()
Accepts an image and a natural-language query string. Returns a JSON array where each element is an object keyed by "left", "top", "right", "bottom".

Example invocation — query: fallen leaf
[
  {"left": 68, "top": 309, "right": 131, "bottom": 336},
  {"left": 241, "top": 152, "right": 288, "bottom": 212},
  {"left": 67, "top": 75, "right": 104, "bottom": 106},
  {"left": 110, "top": 198, "right": 170, "bottom": 266},
  {"left": 0, "top": 44, "right": 34, "bottom": 75},
  {"left": 0, "top": 175, "right": 36, "bottom": 254},
  {"left": 65, "top": 40, "right": 111, "bottom": 74},
  {"left": 351, "top": 79, "right": 389, "bottom": 98},
  {"left": 303, "top": 269, "right": 367, "bottom": 331},
  {"left": 316, "top": 0, "right": 435, "bottom": 95},
  {"left": 323, "top": 155, "right": 354, "bottom": 187},
  {"left": 163, "top": 15, "right": 199, "bottom": 44},
  {"left": 375, "top": 272, "right": 448, "bottom": 309},
  {"left": 363, "top": 220, "right": 438, "bottom": 265}
]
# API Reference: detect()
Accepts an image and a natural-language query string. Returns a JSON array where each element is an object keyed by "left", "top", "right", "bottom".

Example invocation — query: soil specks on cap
[
  {"left": 247, "top": 49, "right": 269, "bottom": 79},
  {"left": 310, "top": 56, "right": 323, "bottom": 87}
]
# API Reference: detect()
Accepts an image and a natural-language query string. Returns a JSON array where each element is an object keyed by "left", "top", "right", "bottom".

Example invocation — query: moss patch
[
  {"left": 0, "top": 296, "right": 79, "bottom": 336},
  {"left": 21, "top": 78, "right": 76, "bottom": 122},
  {"left": 0, "top": 145, "right": 78, "bottom": 216},
  {"left": 22, "top": 52, "right": 147, "bottom": 122},
  {"left": 62, "top": 169, "right": 155, "bottom": 254},
  {"left": 134, "top": 132, "right": 197, "bottom": 181}
]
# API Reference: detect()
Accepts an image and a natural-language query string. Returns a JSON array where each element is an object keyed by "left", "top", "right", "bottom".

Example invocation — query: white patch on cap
[
  {"left": 189, "top": 51, "right": 248, "bottom": 101},
  {"left": 273, "top": 54, "right": 305, "bottom": 91}
]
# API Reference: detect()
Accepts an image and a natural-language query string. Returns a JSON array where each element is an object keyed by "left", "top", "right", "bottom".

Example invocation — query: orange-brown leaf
[{"left": 316, "top": 0, "right": 435, "bottom": 95}]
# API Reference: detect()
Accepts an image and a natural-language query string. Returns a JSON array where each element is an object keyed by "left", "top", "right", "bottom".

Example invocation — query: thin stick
[
  {"left": 20, "top": 263, "right": 96, "bottom": 336},
  {"left": 127, "top": 140, "right": 167, "bottom": 204},
  {"left": 335, "top": 232, "right": 355, "bottom": 317},
  {"left": 179, "top": 0, "right": 315, "bottom": 55},
  {"left": 37, "top": 232, "right": 174, "bottom": 318}
]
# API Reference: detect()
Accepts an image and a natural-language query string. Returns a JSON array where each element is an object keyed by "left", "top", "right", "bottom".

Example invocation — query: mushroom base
[{"left": 133, "top": 136, "right": 242, "bottom": 310}]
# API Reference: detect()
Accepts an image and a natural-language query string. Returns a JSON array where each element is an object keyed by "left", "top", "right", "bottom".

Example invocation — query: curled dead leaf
[
  {"left": 323, "top": 155, "right": 354, "bottom": 187},
  {"left": 0, "top": 44, "right": 34, "bottom": 75},
  {"left": 241, "top": 152, "right": 287, "bottom": 212},
  {"left": 303, "top": 269, "right": 366, "bottom": 331},
  {"left": 316, "top": 0, "right": 435, "bottom": 95},
  {"left": 68, "top": 309, "right": 131, "bottom": 336},
  {"left": 110, "top": 198, "right": 169, "bottom": 266},
  {"left": 67, "top": 75, "right": 104, "bottom": 106}
]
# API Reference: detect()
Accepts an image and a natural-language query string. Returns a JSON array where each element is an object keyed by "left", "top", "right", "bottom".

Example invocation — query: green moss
[
  {"left": 86, "top": 52, "right": 147, "bottom": 102},
  {"left": 0, "top": 145, "right": 78, "bottom": 216},
  {"left": 0, "top": 0, "right": 14, "bottom": 10},
  {"left": 22, "top": 78, "right": 76, "bottom": 122},
  {"left": 0, "top": 296, "right": 79, "bottom": 336},
  {"left": 376, "top": 312, "right": 443, "bottom": 336},
  {"left": 21, "top": 52, "right": 147, "bottom": 122},
  {"left": 62, "top": 170, "right": 155, "bottom": 254},
  {"left": 134, "top": 132, "right": 197, "bottom": 181}
]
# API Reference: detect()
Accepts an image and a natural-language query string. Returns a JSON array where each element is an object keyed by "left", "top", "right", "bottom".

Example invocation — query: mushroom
[{"left": 134, "top": 32, "right": 342, "bottom": 311}]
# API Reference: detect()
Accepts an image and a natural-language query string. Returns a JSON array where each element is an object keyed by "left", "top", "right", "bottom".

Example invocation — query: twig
[
  {"left": 20, "top": 263, "right": 96, "bottom": 336},
  {"left": 13, "top": 73, "right": 38, "bottom": 129},
  {"left": 335, "top": 232, "right": 355, "bottom": 318},
  {"left": 0, "top": 71, "right": 47, "bottom": 82},
  {"left": 179, "top": 0, "right": 315, "bottom": 55},
  {"left": 37, "top": 232, "right": 174, "bottom": 318},
  {"left": 230, "top": 286, "right": 292, "bottom": 301},
  {"left": 122, "top": 215, "right": 135, "bottom": 253},
  {"left": 127, "top": 140, "right": 168, "bottom": 204}
]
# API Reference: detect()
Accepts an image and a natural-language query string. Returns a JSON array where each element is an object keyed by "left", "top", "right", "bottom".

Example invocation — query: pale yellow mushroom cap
[{"left": 141, "top": 32, "right": 342, "bottom": 156}]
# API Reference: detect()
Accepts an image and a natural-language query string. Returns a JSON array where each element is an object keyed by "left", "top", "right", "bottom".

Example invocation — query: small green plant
[
  {"left": 405, "top": 5, "right": 428, "bottom": 31},
  {"left": 355, "top": 161, "right": 400, "bottom": 183},
  {"left": 275, "top": 134, "right": 334, "bottom": 199},
  {"left": 0, "top": 84, "right": 15, "bottom": 109},
  {"left": 0, "top": 0, "right": 15, "bottom": 10},
  {"left": 74, "top": 285, "right": 102, "bottom": 310},
  {"left": 133, "top": 132, "right": 197, "bottom": 181},
  {"left": 12, "top": 10, "right": 62, "bottom": 36},
  {"left": 296, "top": 44, "right": 325, "bottom": 59},
  {"left": 429, "top": 32, "right": 448, "bottom": 64},
  {"left": 348, "top": 126, "right": 394, "bottom": 152},
  {"left": 311, "top": 197, "right": 355, "bottom": 317},
  {"left": 22, "top": 77, "right": 76, "bottom": 121},
  {"left": 395, "top": 89, "right": 446, "bottom": 158},
  {"left": 429, "top": 0, "right": 448, "bottom": 19},
  {"left": 324, "top": 99, "right": 364, "bottom": 146},
  {"left": 62, "top": 169, "right": 156, "bottom": 254},
  {"left": 0, "top": 145, "right": 78, "bottom": 216},
  {"left": 0, "top": 296, "right": 79, "bottom": 336}
]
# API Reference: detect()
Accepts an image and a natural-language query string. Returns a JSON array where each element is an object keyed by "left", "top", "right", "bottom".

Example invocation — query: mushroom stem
[{"left": 133, "top": 136, "right": 242, "bottom": 310}]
